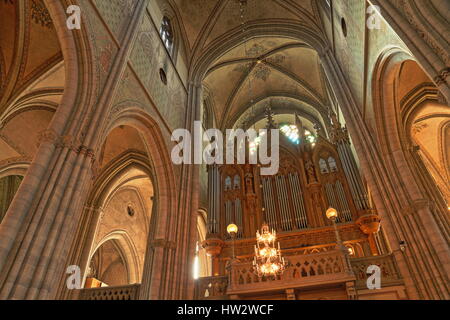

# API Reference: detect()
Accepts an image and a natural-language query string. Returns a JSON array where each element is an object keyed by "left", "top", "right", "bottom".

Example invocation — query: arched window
[
  {"left": 233, "top": 175, "right": 241, "bottom": 190},
  {"left": 319, "top": 159, "right": 329, "bottom": 174},
  {"left": 159, "top": 16, "right": 174, "bottom": 56},
  {"left": 225, "top": 176, "right": 232, "bottom": 191},
  {"left": 328, "top": 157, "right": 338, "bottom": 172},
  {"left": 280, "top": 125, "right": 300, "bottom": 144}
]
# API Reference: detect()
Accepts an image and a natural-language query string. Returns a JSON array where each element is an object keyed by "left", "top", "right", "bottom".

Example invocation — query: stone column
[
  {"left": 139, "top": 82, "right": 202, "bottom": 300},
  {"left": 321, "top": 49, "right": 449, "bottom": 299},
  {"left": 0, "top": 135, "right": 95, "bottom": 299},
  {"left": 0, "top": 0, "right": 149, "bottom": 300}
]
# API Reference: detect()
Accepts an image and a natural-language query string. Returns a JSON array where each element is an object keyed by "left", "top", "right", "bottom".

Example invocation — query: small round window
[{"left": 127, "top": 205, "right": 135, "bottom": 217}]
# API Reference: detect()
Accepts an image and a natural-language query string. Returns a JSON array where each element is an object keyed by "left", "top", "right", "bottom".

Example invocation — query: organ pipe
[
  {"left": 334, "top": 135, "right": 370, "bottom": 211},
  {"left": 235, "top": 198, "right": 243, "bottom": 238},
  {"left": 289, "top": 173, "right": 308, "bottom": 229},
  {"left": 336, "top": 181, "right": 352, "bottom": 222},
  {"left": 207, "top": 165, "right": 221, "bottom": 234},
  {"left": 225, "top": 200, "right": 232, "bottom": 238},
  {"left": 330, "top": 111, "right": 371, "bottom": 211},
  {"left": 293, "top": 173, "right": 308, "bottom": 229},
  {"left": 276, "top": 176, "right": 291, "bottom": 231},
  {"left": 264, "top": 178, "right": 277, "bottom": 230}
]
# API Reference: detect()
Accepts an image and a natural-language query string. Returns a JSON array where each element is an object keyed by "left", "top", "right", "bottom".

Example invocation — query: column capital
[
  {"left": 356, "top": 211, "right": 381, "bottom": 234},
  {"left": 433, "top": 67, "right": 450, "bottom": 86},
  {"left": 202, "top": 238, "right": 224, "bottom": 257},
  {"left": 37, "top": 129, "right": 96, "bottom": 160}
]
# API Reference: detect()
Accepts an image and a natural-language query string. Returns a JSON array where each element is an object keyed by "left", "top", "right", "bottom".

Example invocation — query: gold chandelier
[{"left": 253, "top": 223, "right": 287, "bottom": 277}]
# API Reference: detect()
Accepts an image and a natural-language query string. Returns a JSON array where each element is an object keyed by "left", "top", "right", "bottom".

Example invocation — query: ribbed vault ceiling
[
  {"left": 0, "top": 0, "right": 64, "bottom": 167},
  {"left": 0, "top": 0, "right": 63, "bottom": 114},
  {"left": 170, "top": 0, "right": 330, "bottom": 130},
  {"left": 203, "top": 39, "right": 329, "bottom": 129}
]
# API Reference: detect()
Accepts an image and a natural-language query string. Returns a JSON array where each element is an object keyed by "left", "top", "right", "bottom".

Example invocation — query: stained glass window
[
  {"left": 280, "top": 125, "right": 317, "bottom": 145},
  {"left": 280, "top": 125, "right": 300, "bottom": 144},
  {"left": 160, "top": 16, "right": 174, "bottom": 55}
]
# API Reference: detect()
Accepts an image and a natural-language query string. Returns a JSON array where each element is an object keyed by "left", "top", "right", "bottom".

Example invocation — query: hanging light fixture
[{"left": 253, "top": 223, "right": 287, "bottom": 277}]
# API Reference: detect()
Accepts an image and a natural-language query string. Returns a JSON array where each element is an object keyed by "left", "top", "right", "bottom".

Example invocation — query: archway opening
[
  {"left": 87, "top": 239, "right": 129, "bottom": 287},
  {"left": 373, "top": 52, "right": 450, "bottom": 211},
  {"left": 83, "top": 125, "right": 154, "bottom": 288},
  {"left": 0, "top": 175, "right": 23, "bottom": 223}
]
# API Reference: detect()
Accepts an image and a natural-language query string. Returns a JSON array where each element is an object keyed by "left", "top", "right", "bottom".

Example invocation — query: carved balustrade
[
  {"left": 350, "top": 254, "right": 403, "bottom": 289},
  {"left": 195, "top": 253, "right": 404, "bottom": 299},
  {"left": 194, "top": 276, "right": 229, "bottom": 300},
  {"left": 227, "top": 250, "right": 355, "bottom": 295},
  {"left": 76, "top": 284, "right": 140, "bottom": 300}
]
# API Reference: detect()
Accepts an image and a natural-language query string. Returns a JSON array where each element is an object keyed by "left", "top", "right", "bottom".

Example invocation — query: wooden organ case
[{"left": 202, "top": 115, "right": 388, "bottom": 299}]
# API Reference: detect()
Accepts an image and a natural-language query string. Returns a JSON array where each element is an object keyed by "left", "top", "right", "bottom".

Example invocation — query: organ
[{"left": 203, "top": 110, "right": 386, "bottom": 284}]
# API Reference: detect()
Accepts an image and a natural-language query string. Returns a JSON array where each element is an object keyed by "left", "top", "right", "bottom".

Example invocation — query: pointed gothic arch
[{"left": 371, "top": 47, "right": 450, "bottom": 299}]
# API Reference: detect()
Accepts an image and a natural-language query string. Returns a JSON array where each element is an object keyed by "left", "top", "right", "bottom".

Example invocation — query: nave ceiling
[{"left": 164, "top": 0, "right": 331, "bottom": 130}]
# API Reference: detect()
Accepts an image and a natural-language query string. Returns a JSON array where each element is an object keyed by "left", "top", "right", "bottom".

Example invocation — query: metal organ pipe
[
  {"left": 225, "top": 200, "right": 232, "bottom": 239},
  {"left": 263, "top": 178, "right": 273, "bottom": 229},
  {"left": 340, "top": 146, "right": 364, "bottom": 208},
  {"left": 274, "top": 177, "right": 284, "bottom": 230},
  {"left": 325, "top": 183, "right": 340, "bottom": 221},
  {"left": 337, "top": 144, "right": 370, "bottom": 210},
  {"left": 281, "top": 176, "right": 293, "bottom": 231},
  {"left": 267, "top": 178, "right": 277, "bottom": 230},
  {"left": 291, "top": 173, "right": 308, "bottom": 229},
  {"left": 262, "top": 178, "right": 276, "bottom": 230},
  {"left": 336, "top": 181, "right": 352, "bottom": 222},
  {"left": 337, "top": 147, "right": 362, "bottom": 210},
  {"left": 263, "top": 172, "right": 309, "bottom": 232},
  {"left": 276, "top": 176, "right": 290, "bottom": 231},
  {"left": 275, "top": 176, "right": 284, "bottom": 230},
  {"left": 288, "top": 173, "right": 300, "bottom": 228},
  {"left": 235, "top": 198, "right": 243, "bottom": 238},
  {"left": 343, "top": 146, "right": 370, "bottom": 209}
]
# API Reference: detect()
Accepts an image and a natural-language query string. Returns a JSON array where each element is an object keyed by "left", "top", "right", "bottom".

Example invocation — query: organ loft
[{"left": 201, "top": 107, "right": 391, "bottom": 300}]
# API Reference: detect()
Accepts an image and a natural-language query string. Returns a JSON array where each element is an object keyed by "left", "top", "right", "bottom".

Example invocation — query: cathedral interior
[{"left": 0, "top": 0, "right": 448, "bottom": 300}]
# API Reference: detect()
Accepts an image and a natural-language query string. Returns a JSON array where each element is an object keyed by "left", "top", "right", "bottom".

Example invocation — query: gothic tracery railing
[
  {"left": 194, "top": 276, "right": 229, "bottom": 300},
  {"left": 227, "top": 250, "right": 354, "bottom": 294},
  {"left": 351, "top": 254, "right": 403, "bottom": 288},
  {"left": 193, "top": 253, "right": 404, "bottom": 299},
  {"left": 76, "top": 284, "right": 140, "bottom": 300}
]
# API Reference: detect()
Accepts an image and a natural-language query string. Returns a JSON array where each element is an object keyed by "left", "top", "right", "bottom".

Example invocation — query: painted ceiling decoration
[
  {"left": 171, "top": 0, "right": 330, "bottom": 131},
  {"left": 0, "top": 0, "right": 64, "bottom": 169},
  {"left": 203, "top": 40, "right": 329, "bottom": 130},
  {"left": 0, "top": 0, "right": 62, "bottom": 114},
  {"left": 30, "top": 0, "right": 53, "bottom": 28}
]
